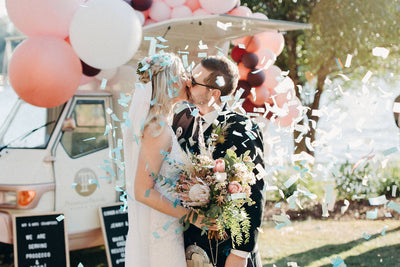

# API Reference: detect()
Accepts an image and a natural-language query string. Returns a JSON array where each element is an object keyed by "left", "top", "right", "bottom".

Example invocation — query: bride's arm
[{"left": 134, "top": 125, "right": 211, "bottom": 229}]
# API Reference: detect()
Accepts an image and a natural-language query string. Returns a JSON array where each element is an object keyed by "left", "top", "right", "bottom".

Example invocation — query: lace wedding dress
[{"left": 124, "top": 128, "right": 186, "bottom": 267}]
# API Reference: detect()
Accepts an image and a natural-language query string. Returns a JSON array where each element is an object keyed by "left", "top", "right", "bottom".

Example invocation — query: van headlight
[{"left": 0, "top": 191, "right": 17, "bottom": 207}]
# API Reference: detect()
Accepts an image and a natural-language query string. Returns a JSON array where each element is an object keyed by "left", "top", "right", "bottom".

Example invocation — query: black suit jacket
[{"left": 172, "top": 102, "right": 266, "bottom": 255}]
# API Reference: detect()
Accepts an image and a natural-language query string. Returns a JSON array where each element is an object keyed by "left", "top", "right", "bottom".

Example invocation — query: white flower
[
  {"left": 214, "top": 172, "right": 227, "bottom": 184},
  {"left": 188, "top": 183, "right": 210, "bottom": 206}
]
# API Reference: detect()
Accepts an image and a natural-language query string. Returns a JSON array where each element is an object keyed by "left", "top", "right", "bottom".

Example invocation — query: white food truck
[{"left": 0, "top": 15, "right": 310, "bottom": 251}]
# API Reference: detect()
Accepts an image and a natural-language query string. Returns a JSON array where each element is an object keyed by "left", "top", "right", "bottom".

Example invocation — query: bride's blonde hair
[{"left": 137, "top": 53, "right": 185, "bottom": 136}]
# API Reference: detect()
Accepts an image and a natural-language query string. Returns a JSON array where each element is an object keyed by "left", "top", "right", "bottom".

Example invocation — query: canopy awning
[{"left": 132, "top": 14, "right": 312, "bottom": 63}]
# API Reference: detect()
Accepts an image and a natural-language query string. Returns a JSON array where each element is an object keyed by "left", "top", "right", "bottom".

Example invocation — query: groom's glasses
[{"left": 190, "top": 75, "right": 217, "bottom": 90}]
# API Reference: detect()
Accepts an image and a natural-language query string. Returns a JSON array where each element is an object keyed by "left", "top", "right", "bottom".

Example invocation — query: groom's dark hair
[{"left": 200, "top": 55, "right": 239, "bottom": 96}]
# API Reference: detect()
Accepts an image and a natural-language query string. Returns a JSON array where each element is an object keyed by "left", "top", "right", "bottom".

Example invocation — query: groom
[{"left": 172, "top": 55, "right": 265, "bottom": 267}]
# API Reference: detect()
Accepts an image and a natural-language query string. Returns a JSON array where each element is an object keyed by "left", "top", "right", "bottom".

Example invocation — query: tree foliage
[{"left": 242, "top": 0, "right": 400, "bottom": 155}]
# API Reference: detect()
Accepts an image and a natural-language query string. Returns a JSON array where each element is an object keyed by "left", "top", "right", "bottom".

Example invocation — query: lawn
[
  {"left": 259, "top": 220, "right": 400, "bottom": 267},
  {"left": 1, "top": 220, "right": 399, "bottom": 266}
]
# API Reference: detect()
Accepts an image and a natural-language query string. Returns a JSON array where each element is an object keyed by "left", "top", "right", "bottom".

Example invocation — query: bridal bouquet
[{"left": 175, "top": 147, "right": 255, "bottom": 246}]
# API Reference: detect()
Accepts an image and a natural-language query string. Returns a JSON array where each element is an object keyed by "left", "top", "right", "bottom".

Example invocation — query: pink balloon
[
  {"left": 237, "top": 62, "right": 250, "bottom": 81},
  {"left": 192, "top": 8, "right": 211, "bottom": 16},
  {"left": 255, "top": 48, "right": 276, "bottom": 69},
  {"left": 165, "top": 0, "right": 186, "bottom": 7},
  {"left": 263, "top": 65, "right": 282, "bottom": 89},
  {"left": 185, "top": 0, "right": 200, "bottom": 11},
  {"left": 231, "top": 36, "right": 247, "bottom": 46},
  {"left": 171, "top": 5, "right": 192, "bottom": 18},
  {"left": 228, "top": 5, "right": 252, "bottom": 17},
  {"left": 80, "top": 74, "right": 95, "bottom": 85},
  {"left": 272, "top": 87, "right": 296, "bottom": 108},
  {"left": 252, "top": 12, "right": 268, "bottom": 20},
  {"left": 149, "top": 1, "right": 171, "bottom": 21},
  {"left": 249, "top": 85, "right": 270, "bottom": 106},
  {"left": 274, "top": 102, "right": 300, "bottom": 127},
  {"left": 6, "top": 0, "right": 84, "bottom": 38},
  {"left": 8, "top": 36, "right": 82, "bottom": 108},
  {"left": 256, "top": 31, "right": 285, "bottom": 56},
  {"left": 199, "top": 0, "right": 237, "bottom": 14}
]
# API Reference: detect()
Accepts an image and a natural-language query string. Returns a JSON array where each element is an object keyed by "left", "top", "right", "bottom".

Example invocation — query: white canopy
[{"left": 132, "top": 14, "right": 312, "bottom": 63}]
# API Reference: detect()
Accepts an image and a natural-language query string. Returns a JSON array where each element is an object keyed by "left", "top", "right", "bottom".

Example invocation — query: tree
[{"left": 243, "top": 0, "right": 400, "bottom": 156}]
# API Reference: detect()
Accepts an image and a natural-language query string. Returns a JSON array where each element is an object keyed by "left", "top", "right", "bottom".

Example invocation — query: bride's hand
[{"left": 192, "top": 214, "right": 218, "bottom": 231}]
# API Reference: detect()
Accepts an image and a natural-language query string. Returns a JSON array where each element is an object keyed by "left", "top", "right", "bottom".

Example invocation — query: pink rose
[
  {"left": 213, "top": 159, "right": 225, "bottom": 173},
  {"left": 228, "top": 181, "right": 242, "bottom": 194}
]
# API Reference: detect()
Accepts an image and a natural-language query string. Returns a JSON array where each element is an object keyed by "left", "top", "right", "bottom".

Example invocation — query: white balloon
[
  {"left": 70, "top": 0, "right": 142, "bottom": 69},
  {"left": 135, "top": 10, "right": 145, "bottom": 26}
]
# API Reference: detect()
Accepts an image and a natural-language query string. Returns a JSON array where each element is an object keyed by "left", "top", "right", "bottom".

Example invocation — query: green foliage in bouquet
[{"left": 175, "top": 148, "right": 256, "bottom": 247}]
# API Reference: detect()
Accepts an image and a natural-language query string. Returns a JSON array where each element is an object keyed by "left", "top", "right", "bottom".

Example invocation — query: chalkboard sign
[
  {"left": 99, "top": 203, "right": 128, "bottom": 267},
  {"left": 13, "top": 213, "right": 69, "bottom": 267}
]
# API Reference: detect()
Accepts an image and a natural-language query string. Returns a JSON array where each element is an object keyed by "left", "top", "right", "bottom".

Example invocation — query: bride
[{"left": 123, "top": 53, "right": 209, "bottom": 266}]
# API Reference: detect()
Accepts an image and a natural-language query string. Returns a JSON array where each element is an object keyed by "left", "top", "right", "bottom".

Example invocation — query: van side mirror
[{"left": 62, "top": 118, "right": 76, "bottom": 132}]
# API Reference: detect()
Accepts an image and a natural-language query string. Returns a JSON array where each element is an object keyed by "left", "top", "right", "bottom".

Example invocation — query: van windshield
[{"left": 0, "top": 94, "right": 64, "bottom": 149}]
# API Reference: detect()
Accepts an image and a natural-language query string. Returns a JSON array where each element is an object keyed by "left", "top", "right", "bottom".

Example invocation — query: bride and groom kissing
[{"left": 123, "top": 52, "right": 265, "bottom": 267}]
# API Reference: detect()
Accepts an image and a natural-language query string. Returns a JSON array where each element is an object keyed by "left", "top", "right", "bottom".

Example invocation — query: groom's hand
[{"left": 225, "top": 253, "right": 247, "bottom": 267}]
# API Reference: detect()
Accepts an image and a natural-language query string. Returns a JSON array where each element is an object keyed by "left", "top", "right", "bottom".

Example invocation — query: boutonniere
[{"left": 209, "top": 122, "right": 232, "bottom": 147}]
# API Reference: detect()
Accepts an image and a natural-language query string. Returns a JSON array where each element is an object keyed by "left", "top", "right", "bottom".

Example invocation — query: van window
[
  {"left": 61, "top": 99, "right": 108, "bottom": 158},
  {"left": 0, "top": 98, "right": 62, "bottom": 149}
]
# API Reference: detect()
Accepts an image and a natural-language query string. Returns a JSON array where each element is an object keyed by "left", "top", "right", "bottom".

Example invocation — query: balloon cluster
[
  {"left": 6, "top": 0, "right": 142, "bottom": 108},
  {"left": 141, "top": 0, "right": 240, "bottom": 25},
  {"left": 228, "top": 7, "right": 302, "bottom": 127}
]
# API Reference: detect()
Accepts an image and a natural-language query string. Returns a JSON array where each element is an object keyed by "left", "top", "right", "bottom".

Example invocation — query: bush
[
  {"left": 373, "top": 161, "right": 400, "bottom": 198},
  {"left": 333, "top": 160, "right": 377, "bottom": 201}
]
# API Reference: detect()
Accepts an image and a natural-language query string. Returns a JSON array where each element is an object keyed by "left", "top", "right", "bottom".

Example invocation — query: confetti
[
  {"left": 82, "top": 137, "right": 96, "bottom": 142},
  {"left": 334, "top": 57, "right": 343, "bottom": 70},
  {"left": 341, "top": 199, "right": 350, "bottom": 214},
  {"left": 198, "top": 52, "right": 207, "bottom": 58},
  {"left": 372, "top": 47, "right": 389, "bottom": 59},
  {"left": 366, "top": 208, "right": 378, "bottom": 219},
  {"left": 362, "top": 232, "right": 372, "bottom": 240},
  {"left": 382, "top": 147, "right": 398, "bottom": 156},
  {"left": 56, "top": 215, "right": 64, "bottom": 222},
  {"left": 190, "top": 108, "right": 200, "bottom": 117},
  {"left": 344, "top": 54, "right": 353, "bottom": 68},
  {"left": 144, "top": 189, "right": 151, "bottom": 198},
  {"left": 152, "top": 232, "right": 160, "bottom": 239},
  {"left": 393, "top": 102, "right": 400, "bottom": 113},
  {"left": 361, "top": 70, "right": 373, "bottom": 84},
  {"left": 78, "top": 263, "right": 84, "bottom": 267},
  {"left": 100, "top": 78, "right": 108, "bottom": 89},
  {"left": 331, "top": 256, "right": 346, "bottom": 267},
  {"left": 387, "top": 201, "right": 400, "bottom": 213},
  {"left": 217, "top": 21, "right": 232, "bottom": 31},
  {"left": 368, "top": 195, "right": 388, "bottom": 206},
  {"left": 381, "top": 225, "right": 388, "bottom": 236}
]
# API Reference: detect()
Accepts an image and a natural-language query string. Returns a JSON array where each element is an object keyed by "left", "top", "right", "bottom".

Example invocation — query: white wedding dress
[{"left": 124, "top": 127, "right": 187, "bottom": 267}]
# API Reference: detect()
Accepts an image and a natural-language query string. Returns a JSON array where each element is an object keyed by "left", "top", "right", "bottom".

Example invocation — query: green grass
[{"left": 259, "top": 220, "right": 400, "bottom": 267}]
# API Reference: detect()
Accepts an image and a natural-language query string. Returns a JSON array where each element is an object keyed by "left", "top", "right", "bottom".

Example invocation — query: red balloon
[
  {"left": 131, "top": 0, "right": 153, "bottom": 11},
  {"left": 248, "top": 85, "right": 270, "bottom": 106},
  {"left": 81, "top": 60, "right": 101, "bottom": 77},
  {"left": 230, "top": 45, "right": 246, "bottom": 63},
  {"left": 235, "top": 80, "right": 252, "bottom": 98},
  {"left": 8, "top": 36, "right": 82, "bottom": 108},
  {"left": 242, "top": 52, "right": 258, "bottom": 69},
  {"left": 247, "top": 69, "right": 265, "bottom": 87}
]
